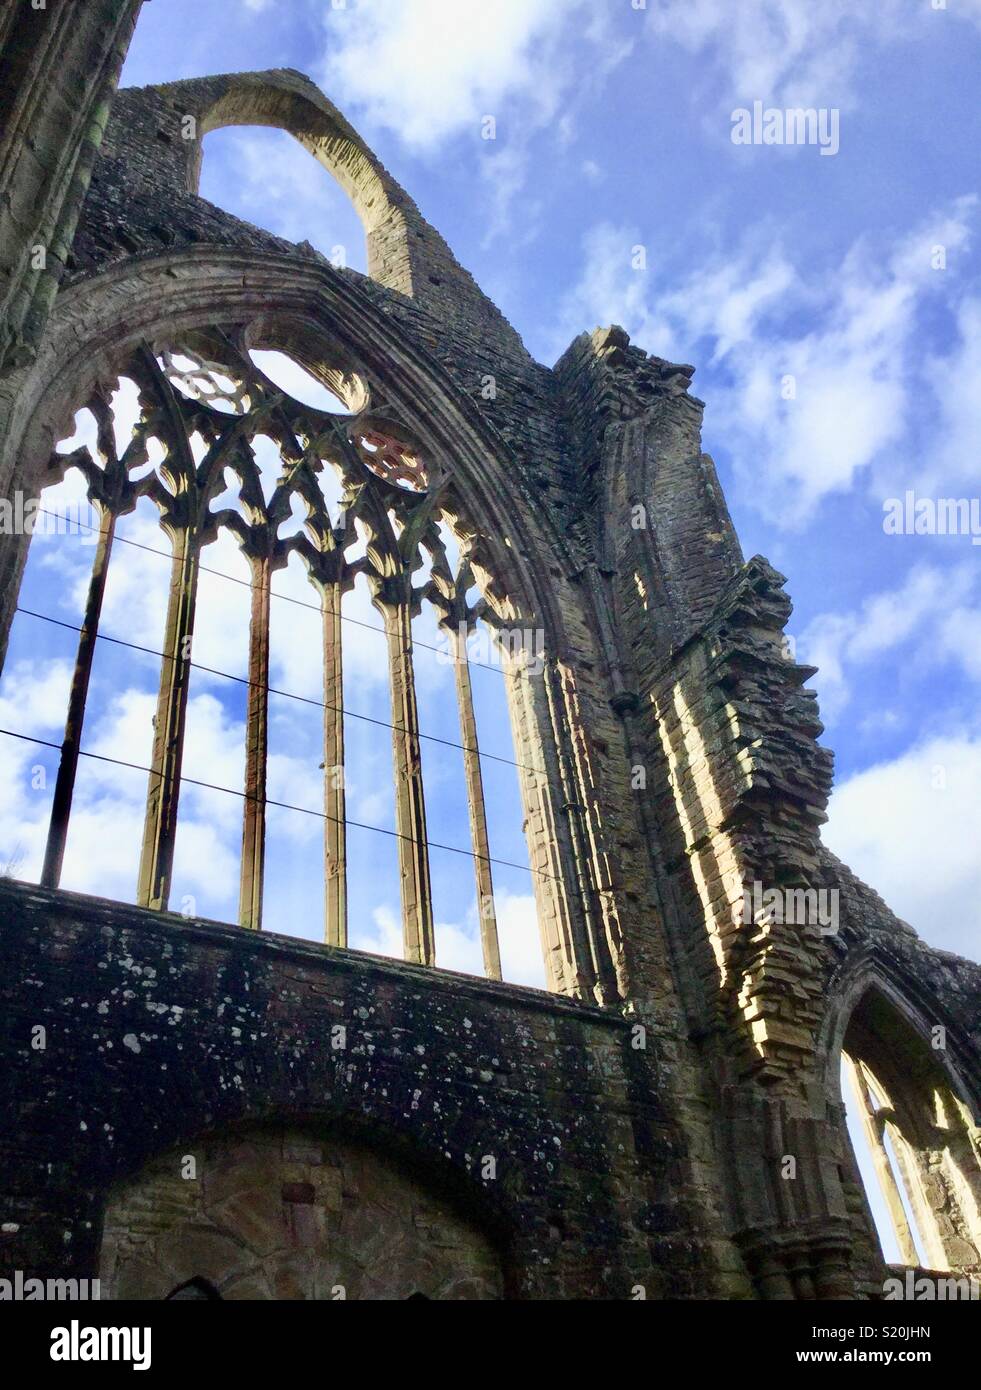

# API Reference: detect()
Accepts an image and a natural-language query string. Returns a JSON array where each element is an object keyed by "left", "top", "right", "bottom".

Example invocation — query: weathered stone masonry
[{"left": 0, "top": 6, "right": 978, "bottom": 1298}]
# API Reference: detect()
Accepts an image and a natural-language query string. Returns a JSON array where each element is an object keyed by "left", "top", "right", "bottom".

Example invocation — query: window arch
[
  {"left": 838, "top": 986, "right": 981, "bottom": 1274},
  {"left": 0, "top": 319, "right": 547, "bottom": 987},
  {"left": 197, "top": 124, "right": 368, "bottom": 275},
  {"left": 0, "top": 249, "right": 622, "bottom": 1004},
  {"left": 163, "top": 71, "right": 416, "bottom": 296}
]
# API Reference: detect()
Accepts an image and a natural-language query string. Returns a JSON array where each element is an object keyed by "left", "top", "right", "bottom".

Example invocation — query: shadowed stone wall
[
  {"left": 100, "top": 1126, "right": 504, "bottom": 1301},
  {"left": 0, "top": 880, "right": 716, "bottom": 1300}
]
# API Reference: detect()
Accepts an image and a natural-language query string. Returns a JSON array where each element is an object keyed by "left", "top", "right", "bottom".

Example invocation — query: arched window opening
[
  {"left": 249, "top": 350, "right": 349, "bottom": 414},
  {"left": 842, "top": 1054, "right": 929, "bottom": 1266},
  {"left": 464, "top": 617, "right": 545, "bottom": 991},
  {"left": 411, "top": 590, "right": 483, "bottom": 976},
  {"left": 262, "top": 549, "right": 327, "bottom": 944},
  {"left": 839, "top": 989, "right": 981, "bottom": 1275},
  {"left": 198, "top": 126, "right": 368, "bottom": 275},
  {"left": 408, "top": 518, "right": 544, "bottom": 987},
  {"left": 0, "top": 439, "right": 92, "bottom": 883},
  {"left": 0, "top": 322, "right": 549, "bottom": 990},
  {"left": 59, "top": 487, "right": 172, "bottom": 905}
]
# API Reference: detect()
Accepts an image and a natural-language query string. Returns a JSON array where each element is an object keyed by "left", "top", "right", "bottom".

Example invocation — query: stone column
[
  {"left": 447, "top": 622, "right": 501, "bottom": 980},
  {"left": 376, "top": 581, "right": 434, "bottom": 965},
  {"left": 41, "top": 504, "right": 116, "bottom": 888},
  {"left": 137, "top": 526, "right": 199, "bottom": 912},
  {"left": 321, "top": 579, "right": 347, "bottom": 948},
  {"left": 238, "top": 553, "right": 271, "bottom": 931},
  {"left": 0, "top": 0, "right": 144, "bottom": 372}
]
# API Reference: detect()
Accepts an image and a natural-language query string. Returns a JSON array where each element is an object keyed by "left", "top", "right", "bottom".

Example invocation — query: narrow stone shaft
[{"left": 41, "top": 505, "right": 116, "bottom": 888}]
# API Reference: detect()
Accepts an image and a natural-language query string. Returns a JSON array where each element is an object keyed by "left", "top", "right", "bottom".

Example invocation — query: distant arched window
[
  {"left": 197, "top": 125, "right": 368, "bottom": 275},
  {"left": 840, "top": 987, "right": 981, "bottom": 1272}
]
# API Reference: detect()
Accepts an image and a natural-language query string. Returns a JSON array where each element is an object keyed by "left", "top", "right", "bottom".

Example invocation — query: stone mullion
[
  {"left": 321, "top": 581, "right": 347, "bottom": 948},
  {"left": 844, "top": 1056, "right": 919, "bottom": 1266},
  {"left": 883, "top": 1122, "right": 948, "bottom": 1271},
  {"left": 384, "top": 596, "right": 435, "bottom": 966},
  {"left": 40, "top": 503, "right": 116, "bottom": 888},
  {"left": 540, "top": 657, "right": 606, "bottom": 1002},
  {"left": 136, "top": 525, "right": 200, "bottom": 912},
  {"left": 449, "top": 625, "right": 501, "bottom": 980},
  {"left": 508, "top": 665, "right": 584, "bottom": 997},
  {"left": 238, "top": 553, "right": 271, "bottom": 931}
]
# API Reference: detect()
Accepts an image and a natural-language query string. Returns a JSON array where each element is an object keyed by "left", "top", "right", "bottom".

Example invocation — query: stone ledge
[{"left": 0, "top": 877, "right": 622, "bottom": 1027}]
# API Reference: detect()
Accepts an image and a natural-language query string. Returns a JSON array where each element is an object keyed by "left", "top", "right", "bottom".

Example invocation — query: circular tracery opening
[
  {"left": 243, "top": 315, "right": 370, "bottom": 416},
  {"left": 356, "top": 426, "right": 429, "bottom": 492},
  {"left": 160, "top": 348, "right": 252, "bottom": 415},
  {"left": 248, "top": 349, "right": 354, "bottom": 414}
]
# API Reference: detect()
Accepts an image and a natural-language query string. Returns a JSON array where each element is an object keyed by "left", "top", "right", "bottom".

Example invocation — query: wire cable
[
  {"left": 0, "top": 726, "right": 559, "bottom": 885},
  {"left": 35, "top": 504, "right": 512, "bottom": 675},
  {"left": 14, "top": 605, "right": 547, "bottom": 780}
]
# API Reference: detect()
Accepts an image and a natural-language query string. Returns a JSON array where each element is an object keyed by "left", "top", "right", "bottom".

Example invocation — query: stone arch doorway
[{"left": 98, "top": 1124, "right": 505, "bottom": 1300}]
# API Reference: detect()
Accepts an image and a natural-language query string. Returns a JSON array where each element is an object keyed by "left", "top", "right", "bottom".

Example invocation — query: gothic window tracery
[{"left": 0, "top": 324, "right": 542, "bottom": 985}]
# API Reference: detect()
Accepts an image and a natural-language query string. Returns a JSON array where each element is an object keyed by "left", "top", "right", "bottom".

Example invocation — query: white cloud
[
  {"left": 824, "top": 732, "right": 981, "bottom": 960},
  {"left": 0, "top": 659, "right": 73, "bottom": 737},
  {"left": 551, "top": 222, "right": 675, "bottom": 360},
  {"left": 801, "top": 564, "right": 976, "bottom": 720},
  {"left": 478, "top": 144, "right": 536, "bottom": 248},
  {"left": 0, "top": 667, "right": 250, "bottom": 911},
  {"left": 495, "top": 889, "right": 547, "bottom": 988},
  {"left": 318, "top": 0, "right": 631, "bottom": 238},
  {"left": 321, "top": 0, "right": 608, "bottom": 151},
  {"left": 644, "top": 0, "right": 933, "bottom": 110},
  {"left": 921, "top": 294, "right": 981, "bottom": 496},
  {"left": 554, "top": 197, "right": 978, "bottom": 522},
  {"left": 801, "top": 562, "right": 981, "bottom": 721},
  {"left": 356, "top": 904, "right": 404, "bottom": 961}
]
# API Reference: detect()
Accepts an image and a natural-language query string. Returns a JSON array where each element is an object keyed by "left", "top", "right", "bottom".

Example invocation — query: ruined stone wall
[
  {"left": 0, "top": 0, "right": 144, "bottom": 372},
  {"left": 554, "top": 320, "right": 981, "bottom": 1296},
  {"left": 0, "top": 879, "right": 718, "bottom": 1300},
  {"left": 0, "top": 29, "right": 978, "bottom": 1300}
]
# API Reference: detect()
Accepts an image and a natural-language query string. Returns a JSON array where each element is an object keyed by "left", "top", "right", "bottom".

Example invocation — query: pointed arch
[
  {"left": 822, "top": 960, "right": 981, "bottom": 1275},
  {"left": 0, "top": 246, "right": 621, "bottom": 1003}
]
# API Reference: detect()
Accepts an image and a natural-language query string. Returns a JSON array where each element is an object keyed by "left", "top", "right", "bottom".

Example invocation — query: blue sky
[{"left": 2, "top": 1, "right": 979, "bottom": 979}]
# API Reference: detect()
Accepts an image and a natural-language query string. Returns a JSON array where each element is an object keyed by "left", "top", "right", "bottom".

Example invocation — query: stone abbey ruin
[{"left": 0, "top": 2, "right": 978, "bottom": 1300}]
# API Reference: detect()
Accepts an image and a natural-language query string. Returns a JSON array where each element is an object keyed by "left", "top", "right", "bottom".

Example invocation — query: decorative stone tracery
[{"left": 31, "top": 323, "right": 532, "bottom": 977}]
